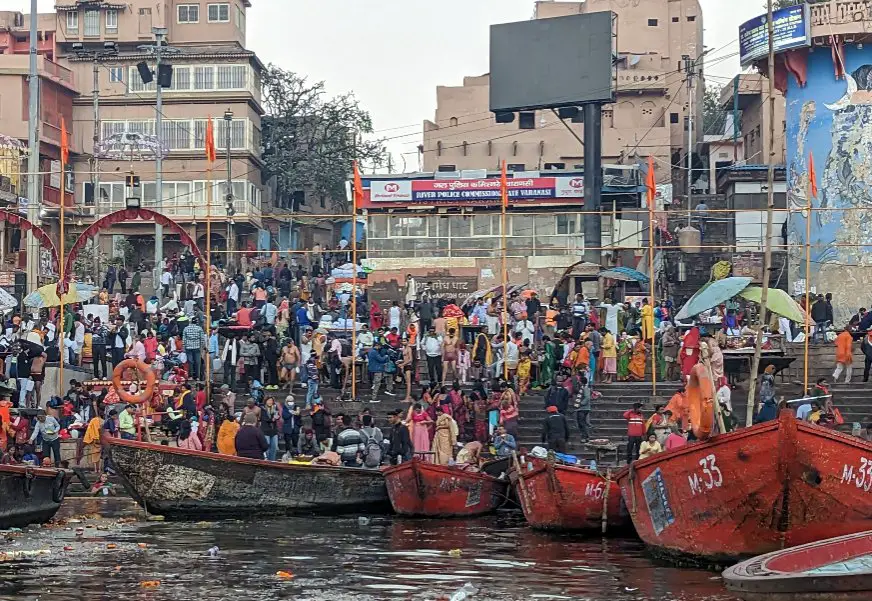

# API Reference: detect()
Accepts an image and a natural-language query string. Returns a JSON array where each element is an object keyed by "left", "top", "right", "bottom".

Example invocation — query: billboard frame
[{"left": 739, "top": 3, "right": 811, "bottom": 67}]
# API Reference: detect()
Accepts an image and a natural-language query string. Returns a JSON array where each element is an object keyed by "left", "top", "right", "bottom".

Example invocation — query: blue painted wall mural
[{"left": 786, "top": 45, "right": 872, "bottom": 318}]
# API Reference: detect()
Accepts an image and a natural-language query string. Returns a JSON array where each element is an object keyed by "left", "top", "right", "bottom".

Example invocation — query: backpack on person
[{"left": 361, "top": 426, "right": 383, "bottom": 468}]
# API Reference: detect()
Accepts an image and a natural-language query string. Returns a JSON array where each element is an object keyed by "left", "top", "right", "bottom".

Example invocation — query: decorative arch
[
  {"left": 0, "top": 210, "right": 59, "bottom": 271},
  {"left": 65, "top": 208, "right": 203, "bottom": 278}
]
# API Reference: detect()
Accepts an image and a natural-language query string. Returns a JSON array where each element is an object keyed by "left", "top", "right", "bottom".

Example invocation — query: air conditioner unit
[
  {"left": 459, "top": 169, "right": 487, "bottom": 180},
  {"left": 80, "top": 206, "right": 96, "bottom": 217}
]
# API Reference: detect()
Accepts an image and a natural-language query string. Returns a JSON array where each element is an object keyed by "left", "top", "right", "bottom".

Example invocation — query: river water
[{"left": 0, "top": 498, "right": 738, "bottom": 601}]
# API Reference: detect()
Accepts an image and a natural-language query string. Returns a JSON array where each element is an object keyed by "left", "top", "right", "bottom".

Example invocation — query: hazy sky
[{"left": 12, "top": 0, "right": 766, "bottom": 166}]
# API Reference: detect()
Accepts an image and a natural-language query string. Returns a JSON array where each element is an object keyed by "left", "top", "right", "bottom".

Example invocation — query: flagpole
[
  {"left": 351, "top": 161, "right": 358, "bottom": 400},
  {"left": 58, "top": 121, "right": 66, "bottom": 397},
  {"left": 804, "top": 152, "right": 814, "bottom": 393},
  {"left": 205, "top": 159, "right": 212, "bottom": 398},
  {"left": 501, "top": 160, "right": 509, "bottom": 381},
  {"left": 647, "top": 157, "right": 657, "bottom": 395}
]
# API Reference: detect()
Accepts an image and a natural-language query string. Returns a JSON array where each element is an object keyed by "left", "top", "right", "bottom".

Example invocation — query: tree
[
  {"left": 261, "top": 66, "right": 388, "bottom": 212},
  {"left": 702, "top": 84, "right": 728, "bottom": 138},
  {"left": 771, "top": 0, "right": 802, "bottom": 9}
]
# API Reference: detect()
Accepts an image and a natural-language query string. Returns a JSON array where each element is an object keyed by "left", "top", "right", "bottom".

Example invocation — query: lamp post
[{"left": 224, "top": 109, "right": 235, "bottom": 272}]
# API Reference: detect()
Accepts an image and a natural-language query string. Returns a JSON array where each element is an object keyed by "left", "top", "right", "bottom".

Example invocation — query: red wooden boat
[
  {"left": 383, "top": 458, "right": 510, "bottom": 517},
  {"left": 723, "top": 530, "right": 872, "bottom": 600},
  {"left": 616, "top": 410, "right": 872, "bottom": 564},
  {"left": 512, "top": 457, "right": 629, "bottom": 532}
]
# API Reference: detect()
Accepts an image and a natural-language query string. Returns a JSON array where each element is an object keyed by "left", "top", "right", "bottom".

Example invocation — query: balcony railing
[
  {"left": 94, "top": 197, "right": 261, "bottom": 220},
  {"left": 42, "top": 58, "right": 74, "bottom": 86}
]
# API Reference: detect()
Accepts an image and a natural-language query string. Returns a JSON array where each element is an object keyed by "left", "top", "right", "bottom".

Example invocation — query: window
[
  {"left": 169, "top": 66, "right": 191, "bottom": 91},
  {"left": 217, "top": 65, "right": 247, "bottom": 89},
  {"left": 194, "top": 65, "right": 214, "bottom": 90},
  {"left": 128, "top": 66, "right": 156, "bottom": 92},
  {"left": 66, "top": 11, "right": 79, "bottom": 31},
  {"left": 161, "top": 120, "right": 192, "bottom": 150},
  {"left": 557, "top": 214, "right": 577, "bottom": 235},
  {"left": 687, "top": 15, "right": 696, "bottom": 21},
  {"left": 208, "top": 3, "right": 230, "bottom": 22},
  {"left": 507, "top": 163, "right": 525, "bottom": 172},
  {"left": 105, "top": 9, "right": 118, "bottom": 31},
  {"left": 544, "top": 162, "right": 565, "bottom": 170},
  {"left": 84, "top": 10, "right": 100, "bottom": 36},
  {"left": 647, "top": 18, "right": 658, "bottom": 26},
  {"left": 437, "top": 165, "right": 456, "bottom": 172},
  {"left": 672, "top": 16, "right": 679, "bottom": 22},
  {"left": 109, "top": 67, "right": 124, "bottom": 83},
  {"left": 178, "top": 4, "right": 200, "bottom": 23}
]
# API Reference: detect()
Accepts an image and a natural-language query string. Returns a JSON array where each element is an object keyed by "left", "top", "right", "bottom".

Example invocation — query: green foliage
[
  {"left": 261, "top": 66, "right": 388, "bottom": 212},
  {"left": 114, "top": 237, "right": 134, "bottom": 267},
  {"left": 702, "top": 84, "right": 728, "bottom": 137}
]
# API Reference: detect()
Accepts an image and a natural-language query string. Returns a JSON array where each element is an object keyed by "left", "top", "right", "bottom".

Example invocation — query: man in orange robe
[{"left": 833, "top": 328, "right": 854, "bottom": 384}]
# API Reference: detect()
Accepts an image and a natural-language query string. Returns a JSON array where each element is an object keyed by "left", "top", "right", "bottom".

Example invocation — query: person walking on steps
[{"left": 623, "top": 402, "right": 645, "bottom": 464}]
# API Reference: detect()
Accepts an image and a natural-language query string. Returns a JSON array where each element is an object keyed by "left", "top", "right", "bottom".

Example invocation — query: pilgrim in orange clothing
[
  {"left": 833, "top": 328, "right": 855, "bottom": 384},
  {"left": 664, "top": 389, "right": 689, "bottom": 430}
]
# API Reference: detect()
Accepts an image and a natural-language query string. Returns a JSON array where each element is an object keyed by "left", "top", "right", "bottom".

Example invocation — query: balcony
[
  {"left": 809, "top": 1, "right": 872, "bottom": 39},
  {"left": 616, "top": 69, "right": 668, "bottom": 93}
]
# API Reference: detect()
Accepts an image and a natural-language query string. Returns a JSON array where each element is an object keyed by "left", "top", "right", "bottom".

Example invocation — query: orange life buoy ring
[
  {"left": 112, "top": 359, "right": 156, "bottom": 405},
  {"left": 687, "top": 363, "right": 715, "bottom": 441}
]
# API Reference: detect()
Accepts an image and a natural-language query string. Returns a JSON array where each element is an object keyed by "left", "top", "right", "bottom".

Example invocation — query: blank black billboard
[{"left": 489, "top": 11, "right": 615, "bottom": 113}]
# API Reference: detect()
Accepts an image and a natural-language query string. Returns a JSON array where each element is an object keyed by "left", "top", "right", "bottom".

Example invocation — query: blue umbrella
[{"left": 675, "top": 277, "right": 752, "bottom": 321}]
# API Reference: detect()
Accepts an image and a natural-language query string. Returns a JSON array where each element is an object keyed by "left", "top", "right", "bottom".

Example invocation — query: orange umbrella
[{"left": 520, "top": 289, "right": 537, "bottom": 300}]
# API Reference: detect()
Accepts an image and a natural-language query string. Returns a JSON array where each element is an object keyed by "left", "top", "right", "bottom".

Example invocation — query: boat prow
[
  {"left": 0, "top": 465, "right": 72, "bottom": 529},
  {"left": 512, "top": 457, "right": 630, "bottom": 532},
  {"left": 383, "top": 458, "right": 510, "bottom": 517},
  {"left": 109, "top": 438, "right": 389, "bottom": 518},
  {"left": 616, "top": 411, "right": 872, "bottom": 564},
  {"left": 724, "top": 530, "right": 872, "bottom": 600}
]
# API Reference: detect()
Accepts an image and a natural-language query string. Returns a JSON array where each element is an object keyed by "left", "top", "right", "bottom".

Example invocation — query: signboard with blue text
[{"left": 739, "top": 4, "right": 811, "bottom": 66}]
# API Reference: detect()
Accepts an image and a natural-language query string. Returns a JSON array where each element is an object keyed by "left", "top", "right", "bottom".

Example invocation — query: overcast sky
[{"left": 12, "top": 0, "right": 765, "bottom": 167}]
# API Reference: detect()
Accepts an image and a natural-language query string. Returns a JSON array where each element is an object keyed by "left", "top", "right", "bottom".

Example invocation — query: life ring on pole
[
  {"left": 687, "top": 363, "right": 715, "bottom": 441},
  {"left": 112, "top": 359, "right": 157, "bottom": 405}
]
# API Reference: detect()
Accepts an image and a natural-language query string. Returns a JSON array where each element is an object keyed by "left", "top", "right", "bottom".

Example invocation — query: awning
[{"left": 599, "top": 266, "right": 650, "bottom": 284}]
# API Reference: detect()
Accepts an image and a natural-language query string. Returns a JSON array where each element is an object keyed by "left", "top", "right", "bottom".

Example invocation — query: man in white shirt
[
  {"left": 192, "top": 280, "right": 205, "bottom": 310},
  {"left": 388, "top": 301, "right": 402, "bottom": 331},
  {"left": 73, "top": 316, "right": 86, "bottom": 366},
  {"left": 299, "top": 330, "right": 313, "bottom": 388},
  {"left": 160, "top": 270, "right": 173, "bottom": 299},
  {"left": 227, "top": 280, "right": 240, "bottom": 315},
  {"left": 357, "top": 325, "right": 374, "bottom": 354},
  {"left": 405, "top": 274, "right": 417, "bottom": 309},
  {"left": 485, "top": 311, "right": 501, "bottom": 336},
  {"left": 422, "top": 328, "right": 443, "bottom": 384},
  {"left": 515, "top": 317, "right": 535, "bottom": 346},
  {"left": 505, "top": 333, "right": 521, "bottom": 378}
]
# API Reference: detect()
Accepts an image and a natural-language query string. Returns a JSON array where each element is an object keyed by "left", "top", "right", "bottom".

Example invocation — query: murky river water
[{"left": 0, "top": 498, "right": 738, "bottom": 601}]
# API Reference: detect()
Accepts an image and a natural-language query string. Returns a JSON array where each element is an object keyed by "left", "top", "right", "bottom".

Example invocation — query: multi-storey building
[
  {"left": 51, "top": 0, "right": 264, "bottom": 269},
  {"left": 422, "top": 0, "right": 704, "bottom": 180}
]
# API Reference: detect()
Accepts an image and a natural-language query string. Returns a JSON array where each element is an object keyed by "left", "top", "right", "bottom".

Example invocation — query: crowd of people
[{"left": 1, "top": 242, "right": 869, "bottom": 473}]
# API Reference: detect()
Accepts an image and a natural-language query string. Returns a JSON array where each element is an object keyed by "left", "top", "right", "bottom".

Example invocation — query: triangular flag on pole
[
  {"left": 205, "top": 118, "right": 216, "bottom": 163},
  {"left": 646, "top": 156, "right": 656, "bottom": 208},
  {"left": 352, "top": 160, "right": 364, "bottom": 211},
  {"left": 808, "top": 151, "right": 818, "bottom": 199},
  {"left": 500, "top": 160, "right": 508, "bottom": 208},
  {"left": 60, "top": 117, "right": 69, "bottom": 164}
]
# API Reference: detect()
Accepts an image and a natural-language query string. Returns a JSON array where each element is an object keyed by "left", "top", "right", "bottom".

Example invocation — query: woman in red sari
[
  {"left": 369, "top": 301, "right": 384, "bottom": 331},
  {"left": 680, "top": 327, "right": 701, "bottom": 380}
]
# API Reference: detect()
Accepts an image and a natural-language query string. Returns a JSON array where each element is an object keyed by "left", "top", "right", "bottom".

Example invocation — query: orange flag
[
  {"left": 500, "top": 160, "right": 508, "bottom": 208},
  {"left": 808, "top": 151, "right": 818, "bottom": 199},
  {"left": 352, "top": 160, "right": 364, "bottom": 210},
  {"left": 205, "top": 118, "right": 216, "bottom": 163},
  {"left": 646, "top": 156, "right": 656, "bottom": 208},
  {"left": 60, "top": 117, "right": 69, "bottom": 164}
]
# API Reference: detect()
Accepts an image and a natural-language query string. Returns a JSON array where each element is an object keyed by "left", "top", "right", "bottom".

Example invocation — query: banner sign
[
  {"left": 367, "top": 176, "right": 584, "bottom": 207},
  {"left": 739, "top": 4, "right": 810, "bottom": 66}
]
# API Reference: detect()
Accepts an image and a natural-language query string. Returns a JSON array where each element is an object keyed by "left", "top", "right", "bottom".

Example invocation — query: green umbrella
[
  {"left": 739, "top": 286, "right": 809, "bottom": 324},
  {"left": 675, "top": 277, "right": 753, "bottom": 321}
]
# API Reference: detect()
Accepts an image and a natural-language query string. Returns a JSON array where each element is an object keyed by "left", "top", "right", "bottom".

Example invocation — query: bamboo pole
[
  {"left": 351, "top": 170, "right": 358, "bottom": 400},
  {"left": 501, "top": 160, "right": 509, "bottom": 381},
  {"left": 58, "top": 153, "right": 65, "bottom": 396},
  {"left": 803, "top": 177, "right": 812, "bottom": 394},
  {"left": 746, "top": 0, "right": 777, "bottom": 426},
  {"left": 205, "top": 165, "right": 212, "bottom": 398},
  {"left": 648, "top": 191, "right": 657, "bottom": 395}
]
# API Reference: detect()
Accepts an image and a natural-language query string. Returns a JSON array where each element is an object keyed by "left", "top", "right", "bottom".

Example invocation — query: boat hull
[
  {"left": 513, "top": 459, "right": 629, "bottom": 532},
  {"left": 383, "top": 459, "right": 509, "bottom": 517},
  {"left": 109, "top": 439, "right": 390, "bottom": 518},
  {"left": 616, "top": 411, "right": 872, "bottom": 563},
  {"left": 724, "top": 530, "right": 872, "bottom": 601},
  {"left": 0, "top": 465, "right": 72, "bottom": 529}
]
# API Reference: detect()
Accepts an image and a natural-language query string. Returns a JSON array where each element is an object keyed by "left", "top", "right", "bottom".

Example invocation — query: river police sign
[
  {"left": 739, "top": 4, "right": 811, "bottom": 67},
  {"left": 366, "top": 177, "right": 584, "bottom": 208}
]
